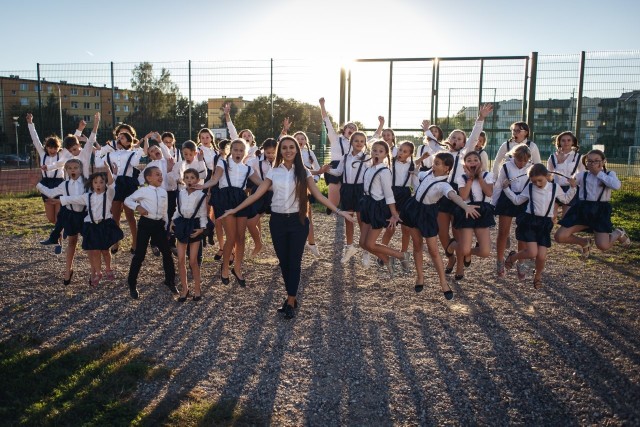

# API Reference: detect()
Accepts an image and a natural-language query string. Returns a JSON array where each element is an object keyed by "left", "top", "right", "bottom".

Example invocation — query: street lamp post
[{"left": 12, "top": 116, "right": 19, "bottom": 158}]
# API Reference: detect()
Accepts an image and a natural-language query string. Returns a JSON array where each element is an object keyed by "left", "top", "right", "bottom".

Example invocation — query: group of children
[{"left": 28, "top": 98, "right": 632, "bottom": 314}]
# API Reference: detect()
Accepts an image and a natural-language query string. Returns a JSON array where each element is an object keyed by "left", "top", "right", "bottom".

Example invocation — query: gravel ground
[{"left": 1, "top": 213, "right": 639, "bottom": 425}]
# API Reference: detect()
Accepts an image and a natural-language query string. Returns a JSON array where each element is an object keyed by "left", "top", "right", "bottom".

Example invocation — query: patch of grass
[
  {"left": 165, "top": 390, "right": 267, "bottom": 426},
  {"left": 610, "top": 189, "right": 640, "bottom": 263},
  {"left": 0, "top": 195, "right": 50, "bottom": 237},
  {"left": 0, "top": 336, "right": 168, "bottom": 426}
]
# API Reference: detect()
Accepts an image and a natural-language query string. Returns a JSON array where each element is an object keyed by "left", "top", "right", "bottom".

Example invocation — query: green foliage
[{"left": 234, "top": 95, "right": 327, "bottom": 143}]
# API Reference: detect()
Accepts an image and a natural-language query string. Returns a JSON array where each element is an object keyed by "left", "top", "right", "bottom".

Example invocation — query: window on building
[
  {"left": 535, "top": 108, "right": 546, "bottom": 115},
  {"left": 70, "top": 88, "right": 78, "bottom": 95},
  {"left": 47, "top": 86, "right": 52, "bottom": 93},
  {"left": 83, "top": 89, "right": 90, "bottom": 96},
  {"left": 586, "top": 120, "right": 596, "bottom": 127},
  {"left": 124, "top": 105, "right": 129, "bottom": 112},
  {"left": 11, "top": 90, "right": 16, "bottom": 95},
  {"left": 83, "top": 102, "right": 90, "bottom": 109},
  {"left": 71, "top": 101, "right": 78, "bottom": 109},
  {"left": 551, "top": 108, "right": 562, "bottom": 115},
  {"left": 20, "top": 98, "right": 29, "bottom": 106},
  {"left": 84, "top": 115, "right": 91, "bottom": 122},
  {"left": 124, "top": 94, "right": 129, "bottom": 100},
  {"left": 95, "top": 90, "right": 100, "bottom": 97},
  {"left": 116, "top": 105, "right": 120, "bottom": 112},
  {"left": 115, "top": 93, "right": 120, "bottom": 100},
  {"left": 95, "top": 103, "right": 100, "bottom": 109},
  {"left": 34, "top": 84, "right": 40, "bottom": 92},
  {"left": 19, "top": 83, "right": 28, "bottom": 91}
]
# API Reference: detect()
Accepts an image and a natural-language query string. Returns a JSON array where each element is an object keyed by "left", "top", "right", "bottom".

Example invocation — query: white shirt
[
  {"left": 575, "top": 170, "right": 621, "bottom": 202},
  {"left": 159, "top": 142, "right": 182, "bottom": 163},
  {"left": 124, "top": 185, "right": 169, "bottom": 225},
  {"left": 505, "top": 182, "right": 576, "bottom": 217},
  {"left": 434, "top": 119, "right": 485, "bottom": 185},
  {"left": 60, "top": 184, "right": 115, "bottom": 223},
  {"left": 28, "top": 123, "right": 66, "bottom": 179},
  {"left": 414, "top": 172, "right": 455, "bottom": 205},
  {"left": 492, "top": 139, "right": 542, "bottom": 178},
  {"left": 266, "top": 164, "right": 312, "bottom": 214},
  {"left": 170, "top": 159, "right": 207, "bottom": 191},
  {"left": 217, "top": 158, "right": 254, "bottom": 189},
  {"left": 456, "top": 171, "right": 495, "bottom": 204},
  {"left": 327, "top": 151, "right": 368, "bottom": 184},
  {"left": 547, "top": 151, "right": 585, "bottom": 186},
  {"left": 199, "top": 145, "right": 217, "bottom": 171},
  {"left": 247, "top": 157, "right": 272, "bottom": 181},
  {"left": 491, "top": 160, "right": 532, "bottom": 205},
  {"left": 323, "top": 116, "right": 381, "bottom": 161},
  {"left": 417, "top": 129, "right": 443, "bottom": 168},
  {"left": 363, "top": 163, "right": 395, "bottom": 204},
  {"left": 95, "top": 148, "right": 143, "bottom": 178},
  {"left": 36, "top": 177, "right": 86, "bottom": 212},
  {"left": 390, "top": 158, "right": 418, "bottom": 188},
  {"left": 173, "top": 189, "right": 208, "bottom": 228}
]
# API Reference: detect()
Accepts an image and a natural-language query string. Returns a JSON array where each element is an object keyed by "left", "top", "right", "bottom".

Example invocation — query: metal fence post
[
  {"left": 110, "top": 62, "right": 116, "bottom": 129},
  {"left": 339, "top": 67, "right": 346, "bottom": 125},
  {"left": 188, "top": 60, "right": 192, "bottom": 140},
  {"left": 430, "top": 60, "right": 437, "bottom": 122},
  {"left": 526, "top": 52, "right": 538, "bottom": 134},
  {"left": 522, "top": 56, "right": 530, "bottom": 122},
  {"left": 575, "top": 51, "right": 586, "bottom": 140},
  {"left": 388, "top": 61, "right": 393, "bottom": 126},
  {"left": 434, "top": 59, "right": 440, "bottom": 123},
  {"left": 270, "top": 58, "right": 274, "bottom": 136},
  {"left": 347, "top": 68, "right": 352, "bottom": 122},
  {"left": 478, "top": 59, "right": 484, "bottom": 108},
  {"left": 36, "top": 63, "right": 43, "bottom": 122}
]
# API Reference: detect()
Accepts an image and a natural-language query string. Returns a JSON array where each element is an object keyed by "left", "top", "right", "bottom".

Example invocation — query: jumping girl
[{"left": 555, "top": 149, "right": 631, "bottom": 257}]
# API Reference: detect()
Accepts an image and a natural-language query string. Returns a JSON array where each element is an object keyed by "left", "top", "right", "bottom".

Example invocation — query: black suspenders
[
  {"left": 392, "top": 158, "right": 412, "bottom": 187},
  {"left": 528, "top": 183, "right": 556, "bottom": 217},
  {"left": 364, "top": 168, "right": 387, "bottom": 196},
  {"left": 416, "top": 173, "right": 447, "bottom": 204},
  {"left": 87, "top": 192, "right": 107, "bottom": 224}
]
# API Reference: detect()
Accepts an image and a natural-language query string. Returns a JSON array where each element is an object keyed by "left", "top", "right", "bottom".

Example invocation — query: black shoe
[
  {"left": 54, "top": 244, "right": 62, "bottom": 255},
  {"left": 463, "top": 256, "right": 471, "bottom": 267},
  {"left": 454, "top": 274, "right": 464, "bottom": 281},
  {"left": 220, "top": 264, "right": 230, "bottom": 285},
  {"left": 414, "top": 284, "right": 424, "bottom": 293},
  {"left": 151, "top": 245, "right": 160, "bottom": 257},
  {"left": 177, "top": 291, "right": 191, "bottom": 303},
  {"left": 130, "top": 248, "right": 136, "bottom": 255},
  {"left": 40, "top": 237, "right": 58, "bottom": 245},
  {"left": 231, "top": 267, "right": 246, "bottom": 287},
  {"left": 445, "top": 238, "right": 456, "bottom": 258},
  {"left": 444, "top": 290, "right": 454, "bottom": 300},
  {"left": 63, "top": 270, "right": 74, "bottom": 286},
  {"left": 228, "top": 255, "right": 235, "bottom": 266},
  {"left": 129, "top": 285, "right": 139, "bottom": 299},
  {"left": 110, "top": 244, "right": 119, "bottom": 254},
  {"left": 193, "top": 294, "right": 202, "bottom": 302},
  {"left": 214, "top": 250, "right": 223, "bottom": 261},
  {"left": 445, "top": 256, "right": 456, "bottom": 274},
  {"left": 326, "top": 207, "right": 332, "bottom": 215},
  {"left": 282, "top": 303, "right": 296, "bottom": 319},
  {"left": 277, "top": 299, "right": 298, "bottom": 312},
  {"left": 165, "top": 281, "right": 179, "bottom": 294}
]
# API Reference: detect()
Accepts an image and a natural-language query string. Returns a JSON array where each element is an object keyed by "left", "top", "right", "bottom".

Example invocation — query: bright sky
[{"left": 1, "top": 0, "right": 637, "bottom": 129}]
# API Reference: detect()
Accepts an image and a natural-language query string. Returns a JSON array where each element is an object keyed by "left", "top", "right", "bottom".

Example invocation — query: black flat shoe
[
  {"left": 110, "top": 245, "right": 119, "bottom": 254},
  {"left": 464, "top": 256, "right": 471, "bottom": 267},
  {"left": 177, "top": 291, "right": 191, "bottom": 303},
  {"left": 414, "top": 284, "right": 424, "bottom": 293},
  {"left": 454, "top": 274, "right": 464, "bottom": 281},
  {"left": 231, "top": 267, "right": 246, "bottom": 287},
  {"left": 277, "top": 299, "right": 298, "bottom": 312},
  {"left": 63, "top": 270, "right": 74, "bottom": 286},
  {"left": 444, "top": 289, "right": 454, "bottom": 300},
  {"left": 282, "top": 303, "right": 296, "bottom": 319},
  {"left": 193, "top": 295, "right": 202, "bottom": 301},
  {"left": 214, "top": 250, "right": 223, "bottom": 261},
  {"left": 220, "top": 264, "right": 230, "bottom": 285},
  {"left": 129, "top": 285, "right": 139, "bottom": 299},
  {"left": 445, "top": 238, "right": 456, "bottom": 258},
  {"left": 445, "top": 256, "right": 456, "bottom": 274}
]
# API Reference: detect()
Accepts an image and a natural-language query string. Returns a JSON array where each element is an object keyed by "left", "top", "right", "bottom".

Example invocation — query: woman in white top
[
  {"left": 547, "top": 131, "right": 585, "bottom": 220},
  {"left": 492, "top": 121, "right": 541, "bottom": 178},
  {"left": 221, "top": 136, "right": 353, "bottom": 319},
  {"left": 199, "top": 139, "right": 263, "bottom": 287},
  {"left": 26, "top": 113, "right": 64, "bottom": 225}
]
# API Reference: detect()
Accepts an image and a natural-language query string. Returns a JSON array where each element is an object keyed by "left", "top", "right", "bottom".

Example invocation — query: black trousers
[
  {"left": 269, "top": 212, "right": 309, "bottom": 297},
  {"left": 167, "top": 190, "right": 177, "bottom": 247},
  {"left": 128, "top": 216, "right": 175, "bottom": 287}
]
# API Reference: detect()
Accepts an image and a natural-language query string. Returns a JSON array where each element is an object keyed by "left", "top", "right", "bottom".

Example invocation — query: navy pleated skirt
[
  {"left": 211, "top": 187, "right": 256, "bottom": 219},
  {"left": 494, "top": 192, "right": 526, "bottom": 217},
  {"left": 559, "top": 200, "right": 613, "bottom": 233},
  {"left": 401, "top": 197, "right": 439, "bottom": 238},
  {"left": 360, "top": 195, "right": 391, "bottom": 229},
  {"left": 81, "top": 218, "right": 124, "bottom": 250},
  {"left": 60, "top": 207, "right": 85, "bottom": 238},
  {"left": 453, "top": 202, "right": 496, "bottom": 229},
  {"left": 340, "top": 183, "right": 364, "bottom": 212}
]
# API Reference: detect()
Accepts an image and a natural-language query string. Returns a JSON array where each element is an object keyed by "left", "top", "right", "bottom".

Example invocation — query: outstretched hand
[{"left": 478, "top": 103, "right": 493, "bottom": 120}]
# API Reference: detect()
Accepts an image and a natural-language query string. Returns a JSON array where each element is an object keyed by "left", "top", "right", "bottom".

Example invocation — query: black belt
[{"left": 271, "top": 211, "right": 299, "bottom": 218}]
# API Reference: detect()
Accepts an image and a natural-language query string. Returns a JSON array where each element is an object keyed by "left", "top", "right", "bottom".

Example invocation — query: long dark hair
[{"left": 274, "top": 136, "right": 309, "bottom": 224}]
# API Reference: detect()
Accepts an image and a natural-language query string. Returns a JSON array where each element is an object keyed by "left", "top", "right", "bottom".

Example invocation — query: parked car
[{"left": 0, "top": 155, "right": 25, "bottom": 166}]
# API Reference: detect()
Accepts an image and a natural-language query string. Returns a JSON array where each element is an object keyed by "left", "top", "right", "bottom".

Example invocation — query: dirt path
[{"left": 1, "top": 212, "right": 639, "bottom": 425}]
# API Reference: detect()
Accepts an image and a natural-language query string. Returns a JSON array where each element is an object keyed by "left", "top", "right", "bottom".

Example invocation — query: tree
[
  {"left": 234, "top": 95, "right": 329, "bottom": 143},
  {"left": 129, "top": 62, "right": 180, "bottom": 123}
]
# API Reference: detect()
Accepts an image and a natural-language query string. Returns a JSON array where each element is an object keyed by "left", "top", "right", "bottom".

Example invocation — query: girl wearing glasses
[
  {"left": 492, "top": 122, "right": 541, "bottom": 179},
  {"left": 554, "top": 149, "right": 631, "bottom": 256}
]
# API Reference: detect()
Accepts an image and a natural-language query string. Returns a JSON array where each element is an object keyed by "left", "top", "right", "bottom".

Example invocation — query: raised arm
[
  {"left": 26, "top": 113, "right": 44, "bottom": 158},
  {"left": 319, "top": 97, "right": 339, "bottom": 145},
  {"left": 373, "top": 116, "right": 384, "bottom": 139},
  {"left": 223, "top": 103, "right": 239, "bottom": 140},
  {"left": 598, "top": 170, "right": 621, "bottom": 190},
  {"left": 464, "top": 104, "right": 492, "bottom": 152}
]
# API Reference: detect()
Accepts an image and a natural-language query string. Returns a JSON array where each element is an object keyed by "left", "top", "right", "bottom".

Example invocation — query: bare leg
[
  {"left": 64, "top": 235, "right": 78, "bottom": 280},
  {"left": 189, "top": 241, "right": 202, "bottom": 296},
  {"left": 233, "top": 216, "right": 249, "bottom": 280}
]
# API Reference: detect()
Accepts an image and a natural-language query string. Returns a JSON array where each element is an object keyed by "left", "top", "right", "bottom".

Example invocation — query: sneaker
[
  {"left": 516, "top": 261, "right": 526, "bottom": 281},
  {"left": 386, "top": 258, "right": 396, "bottom": 278},
  {"left": 340, "top": 244, "right": 358, "bottom": 264},
  {"left": 362, "top": 252, "right": 370, "bottom": 267},
  {"left": 54, "top": 244, "right": 62, "bottom": 255},
  {"left": 306, "top": 243, "right": 320, "bottom": 257},
  {"left": 496, "top": 260, "right": 505, "bottom": 278},
  {"left": 617, "top": 228, "right": 632, "bottom": 248},
  {"left": 400, "top": 252, "right": 411, "bottom": 273},
  {"left": 151, "top": 245, "right": 160, "bottom": 257}
]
